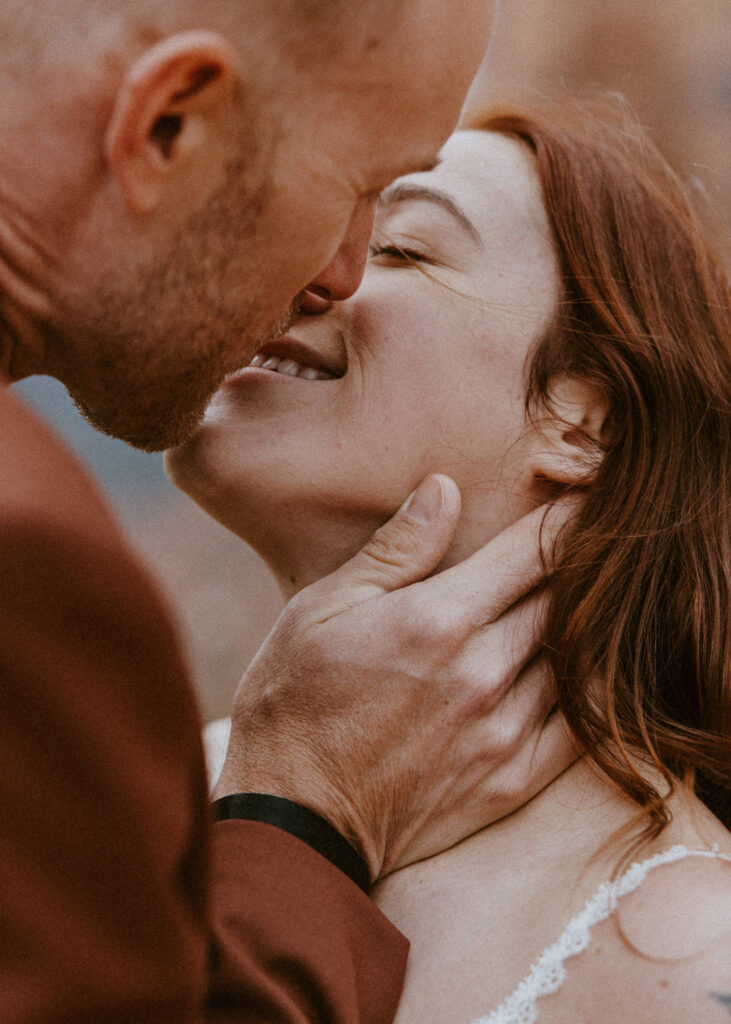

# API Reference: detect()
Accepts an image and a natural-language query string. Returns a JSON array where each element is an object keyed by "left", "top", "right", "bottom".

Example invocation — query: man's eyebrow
[{"left": 377, "top": 183, "right": 482, "bottom": 247}]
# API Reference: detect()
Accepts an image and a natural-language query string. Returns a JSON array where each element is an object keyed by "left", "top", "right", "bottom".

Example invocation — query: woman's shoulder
[
  {"left": 534, "top": 842, "right": 731, "bottom": 1024},
  {"left": 563, "top": 785, "right": 731, "bottom": 1023},
  {"left": 616, "top": 842, "right": 731, "bottom": 957}
]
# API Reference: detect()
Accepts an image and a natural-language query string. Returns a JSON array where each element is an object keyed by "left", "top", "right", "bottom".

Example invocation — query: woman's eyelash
[{"left": 368, "top": 244, "right": 427, "bottom": 263}]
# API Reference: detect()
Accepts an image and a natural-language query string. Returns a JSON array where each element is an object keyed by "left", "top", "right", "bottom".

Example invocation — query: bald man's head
[
  {"left": 0, "top": 0, "right": 493, "bottom": 447},
  {"left": 0, "top": 0, "right": 396, "bottom": 72}
]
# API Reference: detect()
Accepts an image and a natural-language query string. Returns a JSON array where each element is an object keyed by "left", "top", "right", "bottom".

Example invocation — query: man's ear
[
  {"left": 105, "top": 31, "right": 238, "bottom": 213},
  {"left": 528, "top": 375, "right": 609, "bottom": 488}
]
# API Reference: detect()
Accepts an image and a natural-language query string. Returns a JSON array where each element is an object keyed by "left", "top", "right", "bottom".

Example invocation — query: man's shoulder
[
  {"left": 0, "top": 386, "right": 200, "bottom": 759},
  {"left": 0, "top": 384, "right": 178, "bottom": 650},
  {"left": 0, "top": 385, "right": 189, "bottom": 644},
  {"left": 0, "top": 384, "right": 122, "bottom": 540}
]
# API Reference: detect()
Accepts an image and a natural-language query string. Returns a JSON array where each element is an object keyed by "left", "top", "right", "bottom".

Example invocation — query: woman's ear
[
  {"left": 528, "top": 375, "right": 609, "bottom": 488},
  {"left": 104, "top": 31, "right": 238, "bottom": 213}
]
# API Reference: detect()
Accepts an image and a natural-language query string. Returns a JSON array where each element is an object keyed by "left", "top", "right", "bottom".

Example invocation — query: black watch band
[{"left": 212, "top": 793, "right": 371, "bottom": 893}]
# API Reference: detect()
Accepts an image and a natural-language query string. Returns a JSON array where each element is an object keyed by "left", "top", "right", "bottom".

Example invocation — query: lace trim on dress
[{"left": 470, "top": 844, "right": 731, "bottom": 1024}]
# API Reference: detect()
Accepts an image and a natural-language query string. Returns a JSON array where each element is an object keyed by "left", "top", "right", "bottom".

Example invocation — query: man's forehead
[
  {"left": 270, "top": 0, "right": 408, "bottom": 75},
  {"left": 352, "top": 149, "right": 440, "bottom": 202}
]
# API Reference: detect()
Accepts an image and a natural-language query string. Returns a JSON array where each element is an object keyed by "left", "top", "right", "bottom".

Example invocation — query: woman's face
[{"left": 166, "top": 131, "right": 560, "bottom": 591}]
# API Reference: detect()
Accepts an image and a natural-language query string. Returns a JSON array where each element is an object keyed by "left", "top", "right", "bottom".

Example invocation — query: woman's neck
[
  {"left": 371, "top": 756, "right": 729, "bottom": 1024},
  {"left": 374, "top": 755, "right": 722, "bottom": 907},
  {"left": 267, "top": 493, "right": 536, "bottom": 601}
]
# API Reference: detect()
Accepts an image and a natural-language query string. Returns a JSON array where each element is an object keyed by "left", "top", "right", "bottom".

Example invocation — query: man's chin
[
  {"left": 122, "top": 411, "right": 209, "bottom": 453},
  {"left": 70, "top": 390, "right": 212, "bottom": 453},
  {"left": 65, "top": 299, "right": 303, "bottom": 451}
]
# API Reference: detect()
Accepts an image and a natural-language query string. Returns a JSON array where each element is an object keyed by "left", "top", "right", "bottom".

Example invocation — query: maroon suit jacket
[{"left": 0, "top": 386, "right": 408, "bottom": 1024}]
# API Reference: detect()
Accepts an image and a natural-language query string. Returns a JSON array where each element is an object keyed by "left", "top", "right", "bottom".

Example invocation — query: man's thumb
[{"left": 309, "top": 475, "right": 462, "bottom": 615}]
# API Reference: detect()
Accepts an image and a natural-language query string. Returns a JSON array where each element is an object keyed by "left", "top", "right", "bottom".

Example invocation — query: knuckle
[
  {"left": 453, "top": 668, "right": 508, "bottom": 719},
  {"left": 477, "top": 661, "right": 509, "bottom": 699},
  {"left": 406, "top": 595, "right": 467, "bottom": 650},
  {"left": 280, "top": 588, "right": 310, "bottom": 624},
  {"left": 464, "top": 681, "right": 503, "bottom": 718},
  {"left": 363, "top": 523, "right": 415, "bottom": 575},
  {"left": 489, "top": 773, "right": 525, "bottom": 814},
  {"left": 499, "top": 719, "right": 525, "bottom": 754},
  {"left": 452, "top": 658, "right": 508, "bottom": 714},
  {"left": 470, "top": 706, "right": 526, "bottom": 756}
]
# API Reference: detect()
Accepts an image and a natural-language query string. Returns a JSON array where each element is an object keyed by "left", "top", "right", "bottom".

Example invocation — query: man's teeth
[{"left": 249, "top": 353, "right": 334, "bottom": 380}]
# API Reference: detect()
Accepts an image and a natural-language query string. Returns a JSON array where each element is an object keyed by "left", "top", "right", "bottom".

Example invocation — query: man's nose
[{"left": 300, "top": 198, "right": 376, "bottom": 314}]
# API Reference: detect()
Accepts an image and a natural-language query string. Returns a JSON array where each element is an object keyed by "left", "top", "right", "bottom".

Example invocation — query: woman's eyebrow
[{"left": 377, "top": 183, "right": 483, "bottom": 248}]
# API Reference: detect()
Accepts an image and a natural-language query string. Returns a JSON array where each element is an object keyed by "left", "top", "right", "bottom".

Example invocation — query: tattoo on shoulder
[{"left": 710, "top": 992, "right": 731, "bottom": 1017}]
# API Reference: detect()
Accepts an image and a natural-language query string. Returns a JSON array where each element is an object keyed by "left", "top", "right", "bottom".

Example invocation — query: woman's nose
[{"left": 300, "top": 198, "right": 376, "bottom": 313}]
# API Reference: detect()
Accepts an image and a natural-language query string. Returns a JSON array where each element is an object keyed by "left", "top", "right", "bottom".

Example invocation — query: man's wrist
[{"left": 211, "top": 792, "right": 371, "bottom": 892}]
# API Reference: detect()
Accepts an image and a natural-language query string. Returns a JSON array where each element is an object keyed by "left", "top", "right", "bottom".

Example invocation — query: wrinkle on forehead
[{"left": 429, "top": 131, "right": 556, "bottom": 256}]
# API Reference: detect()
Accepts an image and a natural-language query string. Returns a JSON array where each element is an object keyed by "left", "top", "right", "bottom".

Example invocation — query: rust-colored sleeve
[
  {"left": 209, "top": 820, "right": 408, "bottom": 1024},
  {"left": 0, "top": 514, "right": 408, "bottom": 1024}
]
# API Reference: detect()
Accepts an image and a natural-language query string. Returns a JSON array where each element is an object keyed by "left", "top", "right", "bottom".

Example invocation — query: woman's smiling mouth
[
  {"left": 248, "top": 353, "right": 334, "bottom": 380},
  {"left": 240, "top": 335, "right": 345, "bottom": 381}
]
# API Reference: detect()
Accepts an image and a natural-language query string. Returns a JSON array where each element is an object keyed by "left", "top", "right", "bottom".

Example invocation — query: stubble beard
[
  {"left": 67, "top": 293, "right": 301, "bottom": 452},
  {"left": 62, "top": 150, "right": 302, "bottom": 452}
]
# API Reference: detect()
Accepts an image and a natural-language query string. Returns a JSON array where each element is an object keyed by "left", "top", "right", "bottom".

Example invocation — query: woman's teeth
[{"left": 249, "top": 353, "right": 333, "bottom": 380}]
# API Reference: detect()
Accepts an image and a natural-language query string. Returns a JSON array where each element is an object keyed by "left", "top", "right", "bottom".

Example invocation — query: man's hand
[{"left": 212, "top": 475, "right": 578, "bottom": 880}]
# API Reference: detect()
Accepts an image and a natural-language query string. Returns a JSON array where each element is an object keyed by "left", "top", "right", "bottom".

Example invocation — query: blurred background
[{"left": 14, "top": 0, "right": 730, "bottom": 722}]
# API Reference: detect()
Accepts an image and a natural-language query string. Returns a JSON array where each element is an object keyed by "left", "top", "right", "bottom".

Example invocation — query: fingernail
[{"left": 403, "top": 475, "right": 444, "bottom": 522}]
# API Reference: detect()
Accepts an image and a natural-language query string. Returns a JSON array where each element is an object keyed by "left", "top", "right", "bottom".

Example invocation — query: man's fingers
[
  {"left": 306, "top": 475, "right": 461, "bottom": 617},
  {"left": 492, "top": 658, "right": 578, "bottom": 787},
  {"left": 424, "top": 494, "right": 581, "bottom": 628},
  {"left": 475, "top": 662, "right": 577, "bottom": 811},
  {"left": 520, "top": 710, "right": 578, "bottom": 799},
  {"left": 497, "top": 655, "right": 557, "bottom": 728},
  {"left": 485, "top": 588, "right": 548, "bottom": 684},
  {"left": 450, "top": 590, "right": 549, "bottom": 708}
]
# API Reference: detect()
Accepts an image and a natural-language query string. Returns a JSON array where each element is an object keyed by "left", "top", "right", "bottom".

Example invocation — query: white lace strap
[{"left": 471, "top": 845, "right": 731, "bottom": 1024}]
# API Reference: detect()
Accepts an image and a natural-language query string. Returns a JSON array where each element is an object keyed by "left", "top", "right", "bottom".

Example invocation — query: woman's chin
[
  {"left": 169, "top": 482, "right": 391, "bottom": 598},
  {"left": 163, "top": 435, "right": 212, "bottom": 503}
]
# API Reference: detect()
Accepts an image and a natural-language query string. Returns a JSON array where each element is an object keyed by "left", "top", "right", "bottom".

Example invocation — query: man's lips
[{"left": 244, "top": 335, "right": 346, "bottom": 380}]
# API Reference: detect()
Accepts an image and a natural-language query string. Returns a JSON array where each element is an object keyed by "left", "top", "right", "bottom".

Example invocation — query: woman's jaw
[{"left": 166, "top": 130, "right": 578, "bottom": 598}]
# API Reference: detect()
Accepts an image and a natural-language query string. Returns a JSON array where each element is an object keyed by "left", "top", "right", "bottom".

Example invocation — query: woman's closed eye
[{"left": 368, "top": 243, "right": 429, "bottom": 264}]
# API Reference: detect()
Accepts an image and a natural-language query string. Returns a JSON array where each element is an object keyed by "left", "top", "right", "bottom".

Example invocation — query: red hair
[{"left": 472, "top": 98, "right": 730, "bottom": 844}]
